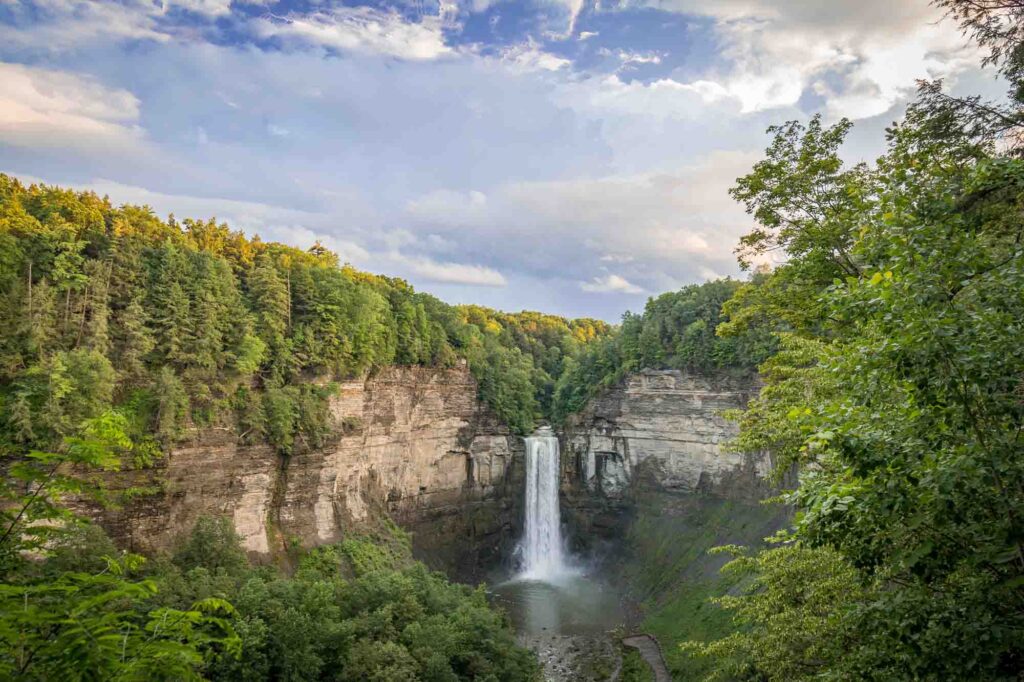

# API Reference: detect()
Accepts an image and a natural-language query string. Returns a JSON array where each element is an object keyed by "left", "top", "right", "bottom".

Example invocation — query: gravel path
[{"left": 622, "top": 634, "right": 671, "bottom": 682}]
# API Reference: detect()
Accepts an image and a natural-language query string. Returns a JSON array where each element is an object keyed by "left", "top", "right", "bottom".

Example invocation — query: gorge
[
  {"left": 75, "top": 360, "right": 779, "bottom": 679},
  {"left": 1, "top": 173, "right": 786, "bottom": 680},
  {"left": 5, "top": 1, "right": 1023, "bottom": 678},
  {"left": 78, "top": 365, "right": 774, "bottom": 574}
]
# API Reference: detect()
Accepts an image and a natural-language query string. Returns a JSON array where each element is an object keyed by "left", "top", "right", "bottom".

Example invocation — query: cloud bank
[{"left": 0, "top": 0, "right": 989, "bottom": 320}]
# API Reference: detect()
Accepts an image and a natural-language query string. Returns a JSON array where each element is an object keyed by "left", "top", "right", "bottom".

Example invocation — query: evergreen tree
[
  {"left": 154, "top": 366, "right": 189, "bottom": 443},
  {"left": 114, "top": 295, "right": 155, "bottom": 386},
  {"left": 247, "top": 256, "right": 291, "bottom": 378},
  {"left": 150, "top": 245, "right": 193, "bottom": 367}
]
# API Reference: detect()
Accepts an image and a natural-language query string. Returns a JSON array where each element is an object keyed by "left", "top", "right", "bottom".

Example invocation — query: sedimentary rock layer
[
  {"left": 83, "top": 364, "right": 522, "bottom": 574},
  {"left": 562, "top": 369, "right": 770, "bottom": 500}
]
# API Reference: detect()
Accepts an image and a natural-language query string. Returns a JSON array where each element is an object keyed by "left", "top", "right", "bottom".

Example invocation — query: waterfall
[{"left": 520, "top": 427, "right": 567, "bottom": 580}]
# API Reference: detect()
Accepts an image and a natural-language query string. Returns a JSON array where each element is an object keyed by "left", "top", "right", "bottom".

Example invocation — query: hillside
[{"left": 0, "top": 173, "right": 608, "bottom": 459}]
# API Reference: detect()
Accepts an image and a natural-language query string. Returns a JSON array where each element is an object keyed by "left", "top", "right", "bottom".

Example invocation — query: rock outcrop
[
  {"left": 560, "top": 369, "right": 772, "bottom": 546},
  {"left": 83, "top": 366, "right": 775, "bottom": 579},
  {"left": 563, "top": 369, "right": 769, "bottom": 498},
  {"left": 84, "top": 364, "right": 522, "bottom": 577}
]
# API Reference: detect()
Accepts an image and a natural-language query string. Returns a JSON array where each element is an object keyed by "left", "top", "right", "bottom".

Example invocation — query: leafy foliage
[
  {"left": 686, "top": 32, "right": 1024, "bottom": 680},
  {"left": 680, "top": 544, "right": 864, "bottom": 681},
  {"left": 0, "top": 177, "right": 608, "bottom": 445},
  {"left": 0, "top": 417, "right": 239, "bottom": 680},
  {"left": 150, "top": 517, "right": 540, "bottom": 681},
  {"left": 552, "top": 280, "right": 774, "bottom": 422}
]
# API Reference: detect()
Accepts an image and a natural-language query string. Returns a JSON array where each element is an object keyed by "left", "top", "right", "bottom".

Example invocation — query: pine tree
[
  {"left": 113, "top": 295, "right": 154, "bottom": 385},
  {"left": 153, "top": 365, "right": 188, "bottom": 443},
  {"left": 78, "top": 259, "right": 111, "bottom": 354},
  {"left": 6, "top": 393, "right": 34, "bottom": 444},
  {"left": 247, "top": 256, "right": 290, "bottom": 376},
  {"left": 150, "top": 245, "right": 192, "bottom": 366},
  {"left": 20, "top": 279, "right": 58, "bottom": 362}
]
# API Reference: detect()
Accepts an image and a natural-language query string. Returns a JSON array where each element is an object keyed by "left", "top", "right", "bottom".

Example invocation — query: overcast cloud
[{"left": 0, "top": 0, "right": 993, "bottom": 320}]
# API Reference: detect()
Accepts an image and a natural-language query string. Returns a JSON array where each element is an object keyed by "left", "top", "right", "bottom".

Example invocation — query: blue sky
[{"left": 0, "top": 0, "right": 998, "bottom": 320}]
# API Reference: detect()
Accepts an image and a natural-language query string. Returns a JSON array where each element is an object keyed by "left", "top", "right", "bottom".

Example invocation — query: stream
[{"left": 490, "top": 571, "right": 629, "bottom": 681}]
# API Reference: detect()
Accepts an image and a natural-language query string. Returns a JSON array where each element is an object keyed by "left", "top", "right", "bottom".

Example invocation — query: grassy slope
[{"left": 619, "top": 493, "right": 788, "bottom": 680}]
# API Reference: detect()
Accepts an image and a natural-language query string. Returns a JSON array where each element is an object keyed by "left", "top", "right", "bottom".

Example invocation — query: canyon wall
[
  {"left": 559, "top": 369, "right": 774, "bottom": 544},
  {"left": 85, "top": 363, "right": 523, "bottom": 577},
  {"left": 558, "top": 369, "right": 788, "bottom": 680},
  {"left": 84, "top": 365, "right": 775, "bottom": 579}
]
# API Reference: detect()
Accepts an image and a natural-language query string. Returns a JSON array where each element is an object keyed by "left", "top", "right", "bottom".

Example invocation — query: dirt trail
[{"left": 621, "top": 634, "right": 671, "bottom": 682}]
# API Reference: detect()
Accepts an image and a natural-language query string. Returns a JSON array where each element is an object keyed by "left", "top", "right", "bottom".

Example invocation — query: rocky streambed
[{"left": 488, "top": 571, "right": 656, "bottom": 681}]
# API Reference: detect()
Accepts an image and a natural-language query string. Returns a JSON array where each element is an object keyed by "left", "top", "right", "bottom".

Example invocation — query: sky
[{"left": 0, "top": 0, "right": 1002, "bottom": 321}]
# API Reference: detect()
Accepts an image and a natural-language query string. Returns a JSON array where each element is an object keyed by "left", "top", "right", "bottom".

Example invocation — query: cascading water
[
  {"left": 519, "top": 427, "right": 567, "bottom": 580},
  {"left": 492, "top": 426, "right": 625, "bottom": 639}
]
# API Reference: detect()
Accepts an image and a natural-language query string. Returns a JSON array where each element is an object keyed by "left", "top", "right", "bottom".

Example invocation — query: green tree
[
  {"left": 0, "top": 415, "right": 239, "bottom": 680},
  {"left": 154, "top": 366, "right": 189, "bottom": 443},
  {"left": 114, "top": 295, "right": 155, "bottom": 385},
  {"left": 173, "top": 516, "right": 249, "bottom": 575},
  {"left": 150, "top": 245, "right": 192, "bottom": 367},
  {"left": 691, "top": 64, "right": 1024, "bottom": 679},
  {"left": 248, "top": 255, "right": 291, "bottom": 378}
]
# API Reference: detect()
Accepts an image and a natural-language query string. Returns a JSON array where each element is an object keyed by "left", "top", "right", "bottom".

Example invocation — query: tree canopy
[
  {"left": 0, "top": 177, "right": 609, "bottom": 447},
  {"left": 551, "top": 279, "right": 775, "bottom": 422},
  {"left": 681, "top": 2, "right": 1024, "bottom": 677}
]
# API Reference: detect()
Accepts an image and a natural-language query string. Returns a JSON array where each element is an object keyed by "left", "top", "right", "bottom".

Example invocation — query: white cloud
[
  {"left": 388, "top": 253, "right": 508, "bottom": 287},
  {"left": 580, "top": 274, "right": 644, "bottom": 294},
  {"left": 553, "top": 74, "right": 709, "bottom": 121},
  {"left": 641, "top": 0, "right": 979, "bottom": 118},
  {"left": 546, "top": 0, "right": 585, "bottom": 38},
  {"left": 599, "top": 48, "right": 663, "bottom": 67},
  {"left": 499, "top": 42, "right": 572, "bottom": 72},
  {"left": 0, "top": 0, "right": 171, "bottom": 50},
  {"left": 403, "top": 150, "right": 760, "bottom": 292},
  {"left": 252, "top": 7, "right": 453, "bottom": 61},
  {"left": 165, "top": 0, "right": 234, "bottom": 17},
  {"left": 0, "top": 0, "right": 237, "bottom": 48},
  {"left": 406, "top": 189, "right": 489, "bottom": 225},
  {"left": 0, "top": 63, "right": 143, "bottom": 148}
]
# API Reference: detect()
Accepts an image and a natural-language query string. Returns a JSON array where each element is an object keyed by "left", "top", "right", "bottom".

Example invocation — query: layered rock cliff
[
  {"left": 559, "top": 369, "right": 774, "bottom": 545},
  {"left": 84, "top": 364, "right": 523, "bottom": 577},
  {"left": 84, "top": 366, "right": 776, "bottom": 581},
  {"left": 558, "top": 369, "right": 790, "bottom": 680}
]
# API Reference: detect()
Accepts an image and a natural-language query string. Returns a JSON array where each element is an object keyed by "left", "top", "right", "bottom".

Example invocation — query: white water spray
[{"left": 519, "top": 427, "right": 567, "bottom": 580}]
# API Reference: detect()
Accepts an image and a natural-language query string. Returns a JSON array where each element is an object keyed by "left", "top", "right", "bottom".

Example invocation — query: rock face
[
  {"left": 560, "top": 369, "right": 772, "bottom": 545},
  {"left": 86, "top": 364, "right": 523, "bottom": 577},
  {"left": 84, "top": 365, "right": 774, "bottom": 579}
]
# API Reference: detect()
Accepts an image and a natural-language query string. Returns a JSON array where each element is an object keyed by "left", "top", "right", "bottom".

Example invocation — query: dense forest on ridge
[
  {"left": 551, "top": 277, "right": 775, "bottom": 421},
  {"left": 0, "top": 175, "right": 609, "bottom": 457}
]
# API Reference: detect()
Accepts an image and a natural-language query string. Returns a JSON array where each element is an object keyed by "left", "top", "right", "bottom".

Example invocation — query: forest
[
  {"left": 675, "top": 0, "right": 1024, "bottom": 677},
  {"left": 0, "top": 176, "right": 607, "bottom": 679},
  {"left": 1, "top": 0, "right": 1023, "bottom": 679},
  {"left": 0, "top": 178, "right": 609, "bottom": 456}
]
